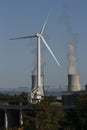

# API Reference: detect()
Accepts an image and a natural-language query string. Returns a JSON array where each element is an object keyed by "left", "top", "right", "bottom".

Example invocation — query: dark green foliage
[
  {"left": 0, "top": 92, "right": 28, "bottom": 105},
  {"left": 0, "top": 93, "right": 87, "bottom": 130},
  {"left": 23, "top": 97, "right": 64, "bottom": 130},
  {"left": 62, "top": 93, "right": 87, "bottom": 130},
  {"left": 76, "top": 93, "right": 87, "bottom": 130},
  {"left": 43, "top": 96, "right": 58, "bottom": 103}
]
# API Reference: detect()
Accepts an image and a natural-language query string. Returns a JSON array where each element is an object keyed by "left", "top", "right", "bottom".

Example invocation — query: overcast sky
[{"left": 0, "top": 0, "right": 87, "bottom": 90}]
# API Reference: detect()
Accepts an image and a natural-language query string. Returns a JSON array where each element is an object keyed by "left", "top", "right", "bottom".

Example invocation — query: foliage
[
  {"left": 43, "top": 96, "right": 58, "bottom": 104},
  {"left": 62, "top": 93, "right": 87, "bottom": 130},
  {"left": 76, "top": 93, "right": 87, "bottom": 129},
  {"left": 23, "top": 99, "right": 65, "bottom": 130},
  {"left": 0, "top": 92, "right": 87, "bottom": 130},
  {"left": 0, "top": 92, "right": 28, "bottom": 105}
]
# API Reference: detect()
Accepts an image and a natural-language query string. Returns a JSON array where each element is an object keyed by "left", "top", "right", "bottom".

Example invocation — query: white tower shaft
[{"left": 37, "top": 36, "right": 41, "bottom": 89}]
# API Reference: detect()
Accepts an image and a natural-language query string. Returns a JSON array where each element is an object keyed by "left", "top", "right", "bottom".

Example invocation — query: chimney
[
  {"left": 31, "top": 75, "right": 44, "bottom": 98},
  {"left": 68, "top": 74, "right": 81, "bottom": 91}
]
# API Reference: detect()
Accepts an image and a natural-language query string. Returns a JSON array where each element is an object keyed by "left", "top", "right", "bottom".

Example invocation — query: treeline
[
  {"left": 0, "top": 92, "right": 28, "bottom": 105},
  {"left": 23, "top": 94, "right": 87, "bottom": 130},
  {"left": 0, "top": 93, "right": 87, "bottom": 130}
]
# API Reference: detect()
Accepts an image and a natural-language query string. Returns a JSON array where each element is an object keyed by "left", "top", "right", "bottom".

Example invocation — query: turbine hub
[{"left": 36, "top": 33, "right": 40, "bottom": 37}]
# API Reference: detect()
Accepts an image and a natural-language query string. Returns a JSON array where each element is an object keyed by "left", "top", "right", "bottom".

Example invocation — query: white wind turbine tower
[{"left": 10, "top": 16, "right": 61, "bottom": 102}]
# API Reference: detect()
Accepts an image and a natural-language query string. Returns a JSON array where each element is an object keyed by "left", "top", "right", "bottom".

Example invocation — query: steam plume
[
  {"left": 60, "top": 3, "right": 79, "bottom": 74},
  {"left": 67, "top": 39, "right": 77, "bottom": 74}
]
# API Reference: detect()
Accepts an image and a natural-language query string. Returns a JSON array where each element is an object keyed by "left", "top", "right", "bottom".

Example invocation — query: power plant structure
[
  {"left": 68, "top": 74, "right": 81, "bottom": 91},
  {"left": 0, "top": 101, "right": 28, "bottom": 129},
  {"left": 30, "top": 75, "right": 44, "bottom": 103},
  {"left": 62, "top": 73, "right": 81, "bottom": 111},
  {"left": 62, "top": 38, "right": 82, "bottom": 110}
]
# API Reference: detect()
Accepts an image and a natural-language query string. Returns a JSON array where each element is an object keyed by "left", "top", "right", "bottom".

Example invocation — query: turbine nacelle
[{"left": 36, "top": 33, "right": 40, "bottom": 37}]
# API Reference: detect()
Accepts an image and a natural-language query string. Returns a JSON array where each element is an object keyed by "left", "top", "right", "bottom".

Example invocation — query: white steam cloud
[
  {"left": 67, "top": 41, "right": 77, "bottom": 74},
  {"left": 60, "top": 3, "right": 79, "bottom": 74}
]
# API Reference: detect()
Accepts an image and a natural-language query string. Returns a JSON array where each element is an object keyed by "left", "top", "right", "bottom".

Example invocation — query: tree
[
  {"left": 76, "top": 93, "right": 87, "bottom": 130},
  {"left": 23, "top": 99, "right": 65, "bottom": 130},
  {"left": 63, "top": 93, "right": 87, "bottom": 130}
]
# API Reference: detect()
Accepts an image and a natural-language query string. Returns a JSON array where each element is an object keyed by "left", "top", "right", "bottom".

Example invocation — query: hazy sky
[{"left": 0, "top": 0, "right": 87, "bottom": 90}]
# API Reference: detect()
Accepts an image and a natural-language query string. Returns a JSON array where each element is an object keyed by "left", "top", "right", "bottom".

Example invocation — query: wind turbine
[{"left": 10, "top": 17, "right": 61, "bottom": 100}]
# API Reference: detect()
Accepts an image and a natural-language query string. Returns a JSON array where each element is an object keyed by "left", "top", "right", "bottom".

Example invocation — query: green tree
[
  {"left": 23, "top": 99, "right": 65, "bottom": 130},
  {"left": 76, "top": 93, "right": 87, "bottom": 130},
  {"left": 63, "top": 93, "right": 87, "bottom": 130}
]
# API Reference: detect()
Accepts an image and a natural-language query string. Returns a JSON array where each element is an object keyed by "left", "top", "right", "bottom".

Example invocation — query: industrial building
[
  {"left": 62, "top": 90, "right": 87, "bottom": 110},
  {"left": 62, "top": 73, "right": 87, "bottom": 111},
  {"left": 0, "top": 100, "right": 29, "bottom": 129}
]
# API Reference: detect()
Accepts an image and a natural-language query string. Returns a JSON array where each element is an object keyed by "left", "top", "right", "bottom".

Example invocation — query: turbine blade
[
  {"left": 40, "top": 35, "right": 61, "bottom": 67},
  {"left": 9, "top": 35, "right": 36, "bottom": 40},
  {"left": 40, "top": 15, "right": 49, "bottom": 35}
]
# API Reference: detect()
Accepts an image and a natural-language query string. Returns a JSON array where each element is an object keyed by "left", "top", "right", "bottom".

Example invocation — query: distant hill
[
  {"left": 0, "top": 87, "right": 67, "bottom": 98},
  {"left": 0, "top": 87, "right": 30, "bottom": 95}
]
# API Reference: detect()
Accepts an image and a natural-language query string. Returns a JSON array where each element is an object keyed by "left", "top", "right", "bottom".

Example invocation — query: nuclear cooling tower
[
  {"left": 31, "top": 75, "right": 44, "bottom": 100},
  {"left": 68, "top": 74, "right": 81, "bottom": 91}
]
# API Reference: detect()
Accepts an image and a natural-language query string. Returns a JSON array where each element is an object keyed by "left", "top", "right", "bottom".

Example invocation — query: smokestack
[
  {"left": 31, "top": 75, "right": 44, "bottom": 99},
  {"left": 68, "top": 74, "right": 80, "bottom": 91}
]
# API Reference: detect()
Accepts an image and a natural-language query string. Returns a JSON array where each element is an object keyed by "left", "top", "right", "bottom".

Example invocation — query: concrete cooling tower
[
  {"left": 68, "top": 74, "right": 81, "bottom": 91},
  {"left": 31, "top": 75, "right": 44, "bottom": 101}
]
